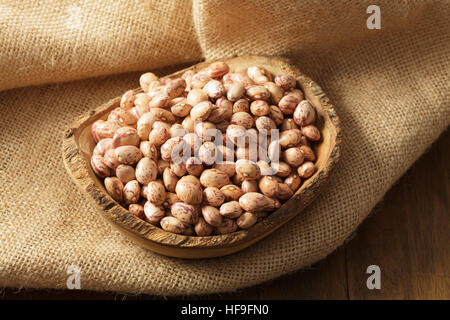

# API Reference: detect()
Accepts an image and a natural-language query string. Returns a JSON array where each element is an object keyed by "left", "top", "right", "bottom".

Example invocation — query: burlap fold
[{"left": 0, "top": 0, "right": 449, "bottom": 295}]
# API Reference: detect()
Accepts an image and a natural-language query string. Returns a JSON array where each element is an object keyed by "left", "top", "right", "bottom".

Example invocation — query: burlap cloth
[{"left": 0, "top": 0, "right": 449, "bottom": 295}]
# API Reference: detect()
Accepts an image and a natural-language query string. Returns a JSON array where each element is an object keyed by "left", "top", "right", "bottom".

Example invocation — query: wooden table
[{"left": 2, "top": 130, "right": 449, "bottom": 300}]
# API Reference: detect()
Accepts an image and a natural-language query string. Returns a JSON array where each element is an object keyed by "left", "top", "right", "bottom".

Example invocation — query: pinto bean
[
  {"left": 301, "top": 125, "right": 321, "bottom": 141},
  {"left": 238, "top": 192, "right": 272, "bottom": 212},
  {"left": 200, "top": 169, "right": 230, "bottom": 188},
  {"left": 175, "top": 179, "right": 203, "bottom": 205},
  {"left": 194, "top": 217, "right": 214, "bottom": 236},
  {"left": 201, "top": 205, "right": 223, "bottom": 227},
  {"left": 236, "top": 212, "right": 257, "bottom": 229},
  {"left": 220, "top": 184, "right": 243, "bottom": 202},
  {"left": 104, "top": 177, "right": 124, "bottom": 202},
  {"left": 214, "top": 218, "right": 238, "bottom": 234},
  {"left": 171, "top": 202, "right": 199, "bottom": 224},
  {"left": 160, "top": 216, "right": 185, "bottom": 234},
  {"left": 123, "top": 180, "right": 140, "bottom": 205},
  {"left": 91, "top": 155, "right": 110, "bottom": 178},
  {"left": 203, "top": 187, "right": 226, "bottom": 207},
  {"left": 297, "top": 161, "right": 316, "bottom": 178},
  {"left": 219, "top": 201, "right": 242, "bottom": 218},
  {"left": 146, "top": 181, "right": 166, "bottom": 205},
  {"left": 293, "top": 100, "right": 316, "bottom": 126}
]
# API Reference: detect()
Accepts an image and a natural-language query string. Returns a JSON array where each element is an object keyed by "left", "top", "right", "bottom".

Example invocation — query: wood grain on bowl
[{"left": 62, "top": 55, "right": 342, "bottom": 258}]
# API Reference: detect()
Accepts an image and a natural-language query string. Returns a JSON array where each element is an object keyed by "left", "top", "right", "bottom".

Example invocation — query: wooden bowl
[{"left": 62, "top": 55, "right": 342, "bottom": 259}]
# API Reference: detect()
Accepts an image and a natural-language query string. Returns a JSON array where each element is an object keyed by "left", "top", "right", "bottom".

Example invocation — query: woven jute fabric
[{"left": 0, "top": 0, "right": 449, "bottom": 295}]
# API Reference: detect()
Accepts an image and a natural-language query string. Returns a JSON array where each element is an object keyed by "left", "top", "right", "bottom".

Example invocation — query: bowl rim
[{"left": 62, "top": 55, "right": 342, "bottom": 251}]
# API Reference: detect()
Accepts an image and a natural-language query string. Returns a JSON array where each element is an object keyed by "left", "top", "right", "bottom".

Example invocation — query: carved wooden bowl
[{"left": 62, "top": 55, "right": 342, "bottom": 259}]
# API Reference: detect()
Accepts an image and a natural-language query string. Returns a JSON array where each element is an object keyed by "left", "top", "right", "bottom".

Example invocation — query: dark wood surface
[{"left": 2, "top": 130, "right": 449, "bottom": 300}]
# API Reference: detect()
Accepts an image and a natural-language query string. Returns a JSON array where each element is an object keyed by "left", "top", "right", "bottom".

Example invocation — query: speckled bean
[
  {"left": 247, "top": 66, "right": 272, "bottom": 84},
  {"left": 280, "top": 118, "right": 298, "bottom": 131},
  {"left": 203, "top": 80, "right": 225, "bottom": 99},
  {"left": 91, "top": 120, "right": 121, "bottom": 143},
  {"left": 190, "top": 101, "right": 214, "bottom": 122},
  {"left": 145, "top": 181, "right": 166, "bottom": 205},
  {"left": 207, "top": 62, "right": 230, "bottom": 79},
  {"left": 104, "top": 177, "right": 124, "bottom": 202},
  {"left": 128, "top": 203, "right": 145, "bottom": 219},
  {"left": 191, "top": 72, "right": 211, "bottom": 89},
  {"left": 140, "top": 72, "right": 159, "bottom": 93},
  {"left": 279, "top": 93, "right": 301, "bottom": 115},
  {"left": 171, "top": 202, "right": 199, "bottom": 224},
  {"left": 120, "top": 90, "right": 136, "bottom": 110},
  {"left": 171, "top": 100, "right": 193, "bottom": 118},
  {"left": 246, "top": 85, "right": 270, "bottom": 101},
  {"left": 175, "top": 180, "right": 203, "bottom": 205},
  {"left": 226, "top": 83, "right": 245, "bottom": 101},
  {"left": 186, "top": 157, "right": 204, "bottom": 176},
  {"left": 136, "top": 113, "right": 155, "bottom": 140},
  {"left": 93, "top": 138, "right": 114, "bottom": 157},
  {"left": 163, "top": 167, "right": 179, "bottom": 192},
  {"left": 108, "top": 107, "right": 137, "bottom": 127},
  {"left": 299, "top": 145, "right": 315, "bottom": 162},
  {"left": 269, "top": 105, "right": 284, "bottom": 125},
  {"left": 163, "top": 192, "right": 180, "bottom": 208},
  {"left": 123, "top": 180, "right": 140, "bottom": 205},
  {"left": 213, "top": 162, "right": 236, "bottom": 177},
  {"left": 115, "top": 145, "right": 143, "bottom": 165},
  {"left": 160, "top": 216, "right": 185, "bottom": 234},
  {"left": 293, "top": 100, "right": 316, "bottom": 127},
  {"left": 214, "top": 218, "right": 238, "bottom": 234},
  {"left": 297, "top": 161, "right": 315, "bottom": 178},
  {"left": 264, "top": 82, "right": 284, "bottom": 105},
  {"left": 201, "top": 205, "right": 223, "bottom": 227},
  {"left": 104, "top": 149, "right": 120, "bottom": 169},
  {"left": 202, "top": 187, "right": 225, "bottom": 207},
  {"left": 255, "top": 116, "right": 276, "bottom": 134},
  {"left": 274, "top": 74, "right": 296, "bottom": 90},
  {"left": 236, "top": 212, "right": 257, "bottom": 229},
  {"left": 285, "top": 88, "right": 304, "bottom": 101},
  {"left": 160, "top": 136, "right": 185, "bottom": 161},
  {"left": 258, "top": 176, "right": 279, "bottom": 198},
  {"left": 219, "top": 201, "right": 242, "bottom": 218},
  {"left": 195, "top": 121, "right": 217, "bottom": 141},
  {"left": 282, "top": 147, "right": 305, "bottom": 167},
  {"left": 112, "top": 126, "right": 140, "bottom": 148},
  {"left": 235, "top": 159, "right": 261, "bottom": 180},
  {"left": 198, "top": 142, "right": 217, "bottom": 166},
  {"left": 276, "top": 183, "right": 294, "bottom": 200},
  {"left": 150, "top": 108, "right": 176, "bottom": 123},
  {"left": 164, "top": 78, "right": 186, "bottom": 99},
  {"left": 148, "top": 126, "right": 170, "bottom": 147},
  {"left": 271, "top": 161, "right": 292, "bottom": 178},
  {"left": 284, "top": 173, "right": 301, "bottom": 192},
  {"left": 279, "top": 129, "right": 302, "bottom": 148},
  {"left": 301, "top": 125, "right": 321, "bottom": 141},
  {"left": 135, "top": 157, "right": 157, "bottom": 184},
  {"left": 200, "top": 169, "right": 230, "bottom": 189},
  {"left": 239, "top": 192, "right": 272, "bottom": 212},
  {"left": 241, "top": 180, "right": 259, "bottom": 193},
  {"left": 233, "top": 99, "right": 250, "bottom": 113},
  {"left": 231, "top": 112, "right": 254, "bottom": 129},
  {"left": 91, "top": 154, "right": 110, "bottom": 178},
  {"left": 186, "top": 88, "right": 209, "bottom": 106},
  {"left": 194, "top": 217, "right": 214, "bottom": 236}
]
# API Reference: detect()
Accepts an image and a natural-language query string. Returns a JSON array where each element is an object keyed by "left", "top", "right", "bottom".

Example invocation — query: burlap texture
[{"left": 0, "top": 0, "right": 449, "bottom": 295}]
